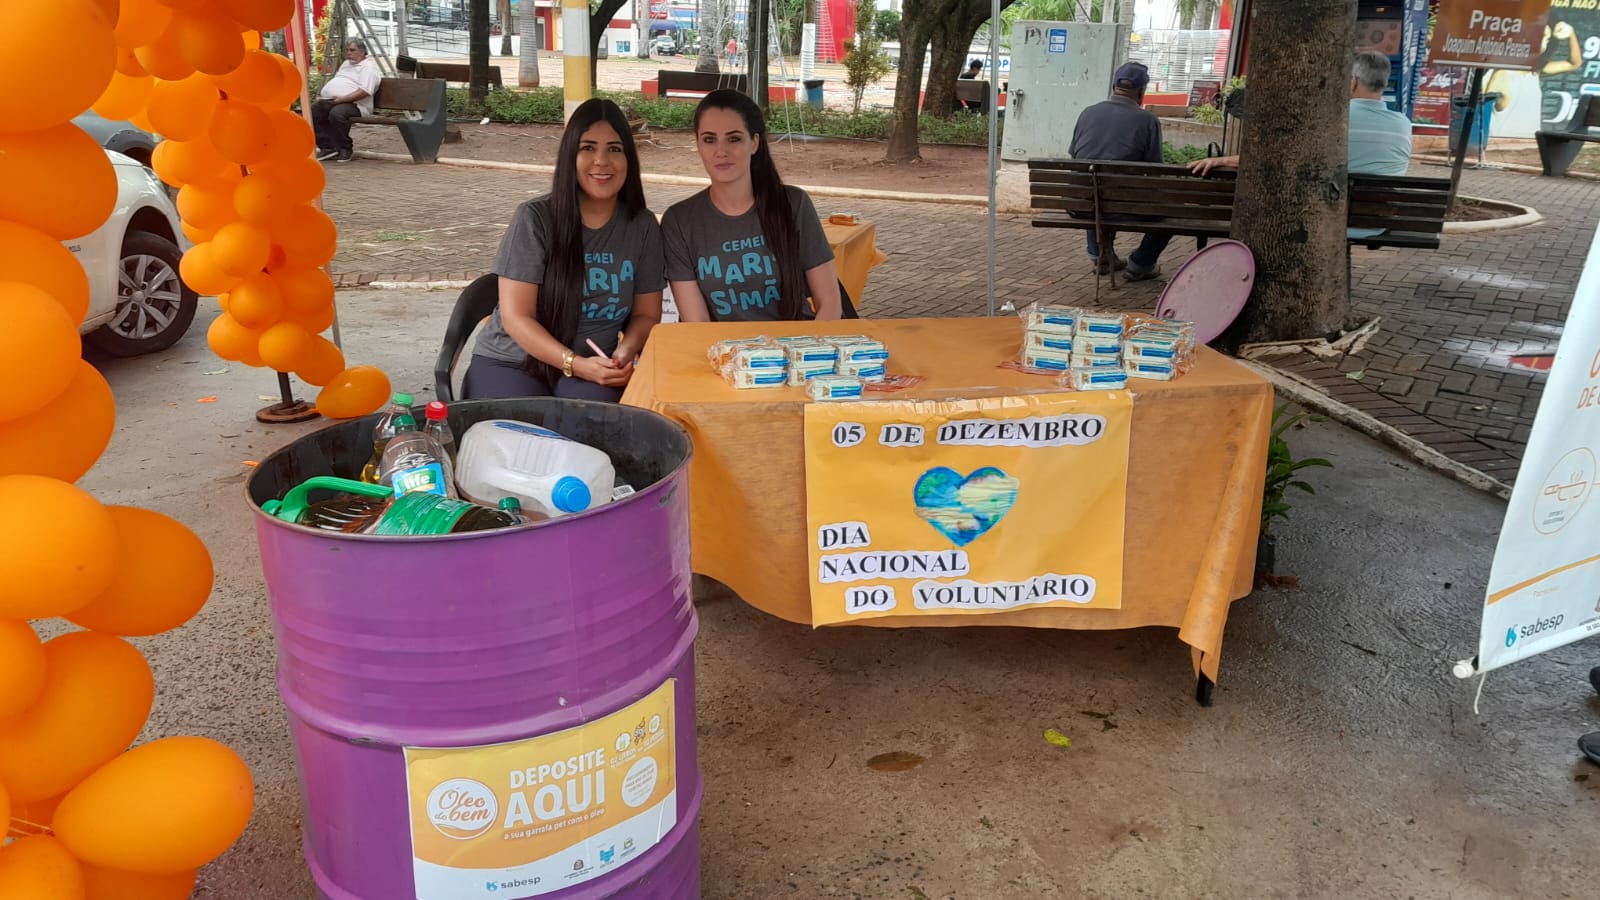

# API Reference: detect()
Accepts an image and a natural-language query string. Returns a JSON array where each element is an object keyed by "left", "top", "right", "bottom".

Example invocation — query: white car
[{"left": 66, "top": 150, "right": 198, "bottom": 356}]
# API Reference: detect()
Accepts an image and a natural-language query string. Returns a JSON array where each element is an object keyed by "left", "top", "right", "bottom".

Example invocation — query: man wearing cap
[{"left": 1068, "top": 61, "right": 1170, "bottom": 280}]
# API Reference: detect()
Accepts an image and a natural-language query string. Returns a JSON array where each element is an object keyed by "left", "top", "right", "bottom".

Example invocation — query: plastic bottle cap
[
  {"left": 550, "top": 476, "right": 591, "bottom": 513},
  {"left": 393, "top": 392, "right": 414, "bottom": 405},
  {"left": 425, "top": 400, "right": 448, "bottom": 420},
  {"left": 499, "top": 497, "right": 521, "bottom": 511},
  {"left": 393, "top": 414, "right": 417, "bottom": 429}
]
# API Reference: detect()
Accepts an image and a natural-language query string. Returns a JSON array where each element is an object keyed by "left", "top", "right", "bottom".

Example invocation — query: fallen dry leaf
[
  {"left": 196, "top": 396, "right": 219, "bottom": 403},
  {"left": 242, "top": 461, "right": 258, "bottom": 467}
]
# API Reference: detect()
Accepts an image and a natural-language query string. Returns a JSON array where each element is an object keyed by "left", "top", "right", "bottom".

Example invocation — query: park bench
[
  {"left": 656, "top": 69, "right": 749, "bottom": 98},
  {"left": 1534, "top": 95, "right": 1600, "bottom": 177},
  {"left": 413, "top": 60, "right": 503, "bottom": 88},
  {"left": 352, "top": 77, "right": 448, "bottom": 163},
  {"left": 1026, "top": 159, "right": 1451, "bottom": 255},
  {"left": 954, "top": 79, "right": 991, "bottom": 113}
]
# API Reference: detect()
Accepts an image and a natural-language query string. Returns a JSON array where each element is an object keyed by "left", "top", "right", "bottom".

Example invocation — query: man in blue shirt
[{"left": 1068, "top": 61, "right": 1170, "bottom": 280}]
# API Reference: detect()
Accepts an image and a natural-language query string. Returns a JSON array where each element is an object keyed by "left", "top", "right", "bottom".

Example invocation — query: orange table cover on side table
[{"left": 622, "top": 317, "right": 1273, "bottom": 681}]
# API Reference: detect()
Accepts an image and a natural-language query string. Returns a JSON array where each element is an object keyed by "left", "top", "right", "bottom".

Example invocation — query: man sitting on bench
[
  {"left": 313, "top": 39, "right": 382, "bottom": 163},
  {"left": 1068, "top": 61, "right": 1169, "bottom": 280}
]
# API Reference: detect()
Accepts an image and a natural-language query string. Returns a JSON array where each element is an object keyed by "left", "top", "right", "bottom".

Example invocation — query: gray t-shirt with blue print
[
  {"left": 660, "top": 185, "right": 834, "bottom": 322},
  {"left": 473, "top": 195, "right": 664, "bottom": 363}
]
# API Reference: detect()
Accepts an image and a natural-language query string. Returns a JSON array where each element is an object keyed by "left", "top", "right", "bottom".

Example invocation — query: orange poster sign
[{"left": 1428, "top": 0, "right": 1553, "bottom": 70}]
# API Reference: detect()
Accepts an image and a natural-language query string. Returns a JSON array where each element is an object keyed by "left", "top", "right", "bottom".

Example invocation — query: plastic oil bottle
[
  {"left": 378, "top": 414, "right": 457, "bottom": 499},
  {"left": 424, "top": 401, "right": 456, "bottom": 463},
  {"left": 360, "top": 392, "right": 416, "bottom": 484}
]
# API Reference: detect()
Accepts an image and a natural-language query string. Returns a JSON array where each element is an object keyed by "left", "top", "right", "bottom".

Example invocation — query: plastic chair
[
  {"left": 838, "top": 280, "right": 860, "bottom": 319},
  {"left": 433, "top": 273, "right": 500, "bottom": 402}
]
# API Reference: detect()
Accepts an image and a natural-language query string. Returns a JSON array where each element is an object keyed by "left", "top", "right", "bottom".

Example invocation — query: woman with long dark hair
[
  {"left": 462, "top": 98, "right": 663, "bottom": 400},
  {"left": 662, "top": 90, "right": 842, "bottom": 322}
]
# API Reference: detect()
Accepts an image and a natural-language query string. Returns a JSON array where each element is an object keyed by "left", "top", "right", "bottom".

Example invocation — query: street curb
[
  {"left": 353, "top": 151, "right": 991, "bottom": 207},
  {"left": 1444, "top": 194, "right": 1542, "bottom": 233},
  {"left": 1239, "top": 358, "right": 1513, "bottom": 500},
  {"left": 1414, "top": 153, "right": 1600, "bottom": 182}
]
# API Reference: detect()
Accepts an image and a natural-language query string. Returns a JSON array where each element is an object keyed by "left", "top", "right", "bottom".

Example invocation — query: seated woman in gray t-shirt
[
  {"left": 463, "top": 99, "right": 664, "bottom": 402},
  {"left": 661, "top": 90, "right": 841, "bottom": 322}
]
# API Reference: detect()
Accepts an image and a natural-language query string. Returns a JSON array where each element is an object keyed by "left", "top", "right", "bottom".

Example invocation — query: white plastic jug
[{"left": 454, "top": 420, "right": 617, "bottom": 519}]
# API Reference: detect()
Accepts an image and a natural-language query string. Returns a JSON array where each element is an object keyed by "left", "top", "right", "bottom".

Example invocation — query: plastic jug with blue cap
[{"left": 453, "top": 419, "right": 617, "bottom": 520}]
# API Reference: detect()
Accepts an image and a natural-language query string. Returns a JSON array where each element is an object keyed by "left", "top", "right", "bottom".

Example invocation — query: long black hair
[
  {"left": 694, "top": 90, "right": 807, "bottom": 320},
  {"left": 533, "top": 97, "right": 646, "bottom": 381}
]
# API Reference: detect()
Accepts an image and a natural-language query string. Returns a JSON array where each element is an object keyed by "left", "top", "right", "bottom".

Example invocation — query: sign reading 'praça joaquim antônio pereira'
[
  {"left": 1428, "top": 0, "right": 1553, "bottom": 69},
  {"left": 803, "top": 393, "right": 1131, "bottom": 626}
]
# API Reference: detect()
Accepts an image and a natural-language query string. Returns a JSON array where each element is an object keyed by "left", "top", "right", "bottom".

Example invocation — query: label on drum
[{"left": 403, "top": 679, "right": 678, "bottom": 898}]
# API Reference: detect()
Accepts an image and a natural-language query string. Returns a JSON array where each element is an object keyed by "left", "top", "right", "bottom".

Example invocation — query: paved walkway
[{"left": 323, "top": 157, "right": 1600, "bottom": 487}]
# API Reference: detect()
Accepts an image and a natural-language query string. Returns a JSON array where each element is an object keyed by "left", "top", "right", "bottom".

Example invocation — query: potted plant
[{"left": 1259, "top": 405, "right": 1332, "bottom": 576}]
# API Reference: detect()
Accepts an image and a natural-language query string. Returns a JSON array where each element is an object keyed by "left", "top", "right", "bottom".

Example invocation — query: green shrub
[{"left": 1161, "top": 143, "right": 1208, "bottom": 164}]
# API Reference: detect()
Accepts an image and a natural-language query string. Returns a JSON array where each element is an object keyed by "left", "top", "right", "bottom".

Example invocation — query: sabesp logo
[
  {"left": 425, "top": 778, "right": 498, "bottom": 840},
  {"left": 1518, "top": 615, "right": 1564, "bottom": 641}
]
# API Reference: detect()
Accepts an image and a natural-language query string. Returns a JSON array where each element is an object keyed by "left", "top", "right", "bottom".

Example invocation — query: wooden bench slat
[
  {"left": 1029, "top": 185, "right": 1237, "bottom": 207},
  {"left": 1347, "top": 215, "right": 1445, "bottom": 233},
  {"left": 1027, "top": 172, "right": 1239, "bottom": 194},
  {"left": 1030, "top": 213, "right": 1231, "bottom": 235},
  {"left": 1028, "top": 198, "right": 1235, "bottom": 221}
]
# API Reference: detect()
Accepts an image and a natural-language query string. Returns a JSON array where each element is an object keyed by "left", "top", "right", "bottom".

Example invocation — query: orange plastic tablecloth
[
  {"left": 821, "top": 219, "right": 888, "bottom": 306},
  {"left": 621, "top": 317, "right": 1273, "bottom": 681}
]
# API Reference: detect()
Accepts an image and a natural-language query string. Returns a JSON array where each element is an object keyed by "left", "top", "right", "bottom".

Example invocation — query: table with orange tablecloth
[
  {"left": 621, "top": 317, "right": 1273, "bottom": 685},
  {"left": 821, "top": 219, "right": 888, "bottom": 306}
]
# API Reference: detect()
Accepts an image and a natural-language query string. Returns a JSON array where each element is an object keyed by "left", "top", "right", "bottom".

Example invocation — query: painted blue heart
[{"left": 912, "top": 465, "right": 1020, "bottom": 547}]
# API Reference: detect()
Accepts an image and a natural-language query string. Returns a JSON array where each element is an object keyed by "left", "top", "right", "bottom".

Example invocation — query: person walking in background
[
  {"left": 1067, "top": 61, "right": 1168, "bottom": 280},
  {"left": 462, "top": 99, "right": 664, "bottom": 402},
  {"left": 312, "top": 39, "right": 381, "bottom": 163},
  {"left": 662, "top": 90, "right": 842, "bottom": 322},
  {"left": 725, "top": 36, "right": 738, "bottom": 67}
]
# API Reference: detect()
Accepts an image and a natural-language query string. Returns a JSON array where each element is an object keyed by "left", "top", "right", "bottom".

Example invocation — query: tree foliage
[{"left": 842, "top": 0, "right": 892, "bottom": 114}]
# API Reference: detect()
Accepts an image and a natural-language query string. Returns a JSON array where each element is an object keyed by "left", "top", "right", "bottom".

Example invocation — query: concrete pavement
[
  {"left": 69, "top": 291, "right": 1600, "bottom": 899},
  {"left": 321, "top": 153, "right": 1600, "bottom": 491}
]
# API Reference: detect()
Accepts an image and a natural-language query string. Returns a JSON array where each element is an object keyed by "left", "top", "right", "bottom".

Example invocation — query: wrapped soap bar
[
  {"left": 1076, "top": 313, "right": 1126, "bottom": 338},
  {"left": 1064, "top": 367, "right": 1128, "bottom": 391},
  {"left": 1069, "top": 353, "right": 1121, "bottom": 370},
  {"left": 1024, "top": 304, "right": 1080, "bottom": 334},
  {"left": 1072, "top": 337, "right": 1122, "bottom": 358},
  {"left": 834, "top": 340, "right": 889, "bottom": 363},
  {"left": 774, "top": 335, "right": 822, "bottom": 345},
  {"left": 807, "top": 374, "right": 865, "bottom": 401},
  {"left": 820, "top": 334, "right": 873, "bottom": 346},
  {"left": 1022, "top": 348, "right": 1072, "bottom": 372},
  {"left": 727, "top": 346, "right": 786, "bottom": 369},
  {"left": 786, "top": 362, "right": 837, "bottom": 386},
  {"left": 707, "top": 336, "right": 771, "bottom": 366},
  {"left": 1024, "top": 330, "right": 1073, "bottom": 353},
  {"left": 783, "top": 341, "right": 839, "bottom": 365},
  {"left": 1123, "top": 358, "right": 1177, "bottom": 381},
  {"left": 726, "top": 367, "right": 787, "bottom": 388},
  {"left": 1125, "top": 334, "right": 1184, "bottom": 360},
  {"left": 838, "top": 359, "right": 887, "bottom": 381}
]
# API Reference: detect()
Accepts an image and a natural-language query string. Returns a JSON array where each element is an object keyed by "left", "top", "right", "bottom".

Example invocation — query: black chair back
[
  {"left": 839, "top": 280, "right": 860, "bottom": 319},
  {"left": 434, "top": 273, "right": 500, "bottom": 402}
]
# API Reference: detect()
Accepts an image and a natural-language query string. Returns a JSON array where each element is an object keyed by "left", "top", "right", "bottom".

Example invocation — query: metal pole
[
  {"left": 1446, "top": 66, "right": 1483, "bottom": 210},
  {"left": 291, "top": 0, "right": 343, "bottom": 350},
  {"left": 561, "top": 0, "right": 592, "bottom": 119},
  {"left": 986, "top": 0, "right": 1000, "bottom": 317}
]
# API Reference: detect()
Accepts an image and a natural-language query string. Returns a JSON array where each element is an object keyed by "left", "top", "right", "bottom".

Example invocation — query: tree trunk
[
  {"left": 498, "top": 0, "right": 512, "bottom": 55},
  {"left": 590, "top": 0, "right": 628, "bottom": 86},
  {"left": 751, "top": 0, "right": 770, "bottom": 109},
  {"left": 696, "top": 0, "right": 722, "bottom": 73},
  {"left": 470, "top": 0, "right": 492, "bottom": 105},
  {"left": 518, "top": 0, "right": 541, "bottom": 86},
  {"left": 1226, "top": 0, "right": 1356, "bottom": 346},
  {"left": 886, "top": 25, "right": 932, "bottom": 160},
  {"left": 1196, "top": 0, "right": 1219, "bottom": 29},
  {"left": 922, "top": 0, "right": 1012, "bottom": 118},
  {"left": 397, "top": 0, "right": 410, "bottom": 56}
]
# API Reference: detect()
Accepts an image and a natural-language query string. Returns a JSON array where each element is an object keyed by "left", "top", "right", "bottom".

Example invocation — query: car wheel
[{"left": 85, "top": 231, "right": 199, "bottom": 357}]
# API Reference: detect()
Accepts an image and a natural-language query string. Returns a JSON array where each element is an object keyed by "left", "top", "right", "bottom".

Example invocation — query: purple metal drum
[{"left": 248, "top": 399, "right": 700, "bottom": 900}]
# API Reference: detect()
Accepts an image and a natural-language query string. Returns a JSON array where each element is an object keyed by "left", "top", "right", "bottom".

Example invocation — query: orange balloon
[
  {"left": 54, "top": 736, "right": 255, "bottom": 875},
  {"left": 93, "top": 70, "right": 155, "bottom": 124},
  {"left": 317, "top": 366, "right": 393, "bottom": 418},
  {"left": 8, "top": 791, "right": 64, "bottom": 832},
  {"left": 0, "top": 632, "right": 152, "bottom": 804},
  {"left": 242, "top": 30, "right": 263, "bottom": 51},
  {"left": 257, "top": 321, "right": 314, "bottom": 372},
  {"left": 211, "top": 49, "right": 283, "bottom": 104},
  {"left": 0, "top": 123, "right": 117, "bottom": 240},
  {"left": 178, "top": 243, "right": 242, "bottom": 297},
  {"left": 145, "top": 73, "right": 219, "bottom": 142},
  {"left": 273, "top": 264, "right": 335, "bottom": 312},
  {"left": 211, "top": 221, "right": 272, "bottom": 277},
  {"left": 133, "top": 21, "right": 195, "bottom": 82},
  {"left": 0, "top": 221, "right": 90, "bottom": 325},
  {"left": 0, "top": 1, "right": 116, "bottom": 133},
  {"left": 211, "top": 100, "right": 277, "bottom": 164},
  {"left": 0, "top": 779, "right": 8, "bottom": 831},
  {"left": 0, "top": 618, "right": 46, "bottom": 720},
  {"left": 83, "top": 865, "right": 197, "bottom": 900},
  {"left": 0, "top": 477, "right": 119, "bottom": 620},
  {"left": 0, "top": 836, "right": 85, "bottom": 899},
  {"left": 172, "top": 8, "right": 246, "bottom": 76},
  {"left": 233, "top": 172, "right": 293, "bottom": 226},
  {"left": 261, "top": 52, "right": 304, "bottom": 109},
  {"left": 290, "top": 301, "right": 336, "bottom": 336},
  {"left": 221, "top": 0, "right": 294, "bottom": 32},
  {"left": 166, "top": 139, "right": 237, "bottom": 190},
  {"left": 262, "top": 108, "right": 316, "bottom": 165},
  {"left": 175, "top": 183, "right": 237, "bottom": 231},
  {"left": 66, "top": 507, "right": 214, "bottom": 637},
  {"left": 296, "top": 336, "right": 346, "bottom": 387},
  {"left": 273, "top": 204, "right": 338, "bottom": 266},
  {"left": 157, "top": 0, "right": 211, "bottom": 9},
  {"left": 0, "top": 360, "right": 115, "bottom": 484},
  {"left": 264, "top": 242, "right": 287, "bottom": 271},
  {"left": 181, "top": 221, "right": 215, "bottom": 244},
  {"left": 206, "top": 312, "right": 265, "bottom": 366},
  {"left": 254, "top": 154, "right": 325, "bottom": 205},
  {"left": 226, "top": 272, "right": 283, "bottom": 328},
  {"left": 115, "top": 0, "right": 174, "bottom": 49},
  {"left": 113, "top": 46, "right": 147, "bottom": 77},
  {"left": 0, "top": 283, "right": 81, "bottom": 423}
]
